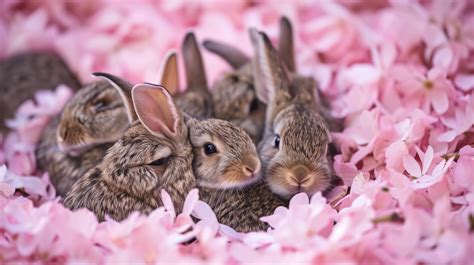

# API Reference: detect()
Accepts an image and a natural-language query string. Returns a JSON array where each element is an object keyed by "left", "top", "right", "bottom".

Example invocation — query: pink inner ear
[
  {"left": 132, "top": 84, "right": 177, "bottom": 135},
  {"left": 159, "top": 51, "right": 180, "bottom": 95}
]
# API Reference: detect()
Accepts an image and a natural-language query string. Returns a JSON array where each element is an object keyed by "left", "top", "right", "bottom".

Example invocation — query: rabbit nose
[
  {"left": 243, "top": 166, "right": 253, "bottom": 177},
  {"left": 242, "top": 158, "right": 261, "bottom": 178},
  {"left": 291, "top": 165, "right": 310, "bottom": 180},
  {"left": 289, "top": 165, "right": 312, "bottom": 186}
]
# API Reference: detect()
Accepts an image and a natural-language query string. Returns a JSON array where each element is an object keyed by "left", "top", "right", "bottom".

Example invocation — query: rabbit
[
  {"left": 0, "top": 52, "right": 81, "bottom": 133},
  {"left": 160, "top": 50, "right": 262, "bottom": 189},
  {"left": 63, "top": 69, "right": 262, "bottom": 221},
  {"left": 35, "top": 80, "right": 130, "bottom": 196},
  {"left": 160, "top": 53, "right": 286, "bottom": 232},
  {"left": 202, "top": 37, "right": 265, "bottom": 144},
  {"left": 250, "top": 27, "right": 340, "bottom": 200},
  {"left": 203, "top": 17, "right": 342, "bottom": 145},
  {"left": 161, "top": 32, "right": 213, "bottom": 120},
  {"left": 62, "top": 74, "right": 196, "bottom": 221}
]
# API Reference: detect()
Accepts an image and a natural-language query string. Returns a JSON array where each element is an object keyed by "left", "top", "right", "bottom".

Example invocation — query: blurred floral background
[{"left": 1, "top": 0, "right": 474, "bottom": 263}]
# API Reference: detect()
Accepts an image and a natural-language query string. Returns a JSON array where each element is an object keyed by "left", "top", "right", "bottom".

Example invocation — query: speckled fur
[
  {"left": 188, "top": 118, "right": 261, "bottom": 190},
  {"left": 0, "top": 52, "right": 80, "bottom": 133},
  {"left": 199, "top": 181, "right": 287, "bottom": 232},
  {"left": 251, "top": 29, "right": 339, "bottom": 199},
  {"left": 36, "top": 117, "right": 112, "bottom": 197},
  {"left": 210, "top": 64, "right": 266, "bottom": 144},
  {"left": 63, "top": 118, "right": 195, "bottom": 221},
  {"left": 173, "top": 33, "right": 213, "bottom": 120},
  {"left": 35, "top": 81, "right": 129, "bottom": 196}
]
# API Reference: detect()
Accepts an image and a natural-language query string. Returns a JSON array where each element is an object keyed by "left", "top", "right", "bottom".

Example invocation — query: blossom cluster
[{"left": 1, "top": 0, "right": 473, "bottom": 263}]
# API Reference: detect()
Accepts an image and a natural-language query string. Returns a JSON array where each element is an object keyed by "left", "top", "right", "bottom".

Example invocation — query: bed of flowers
[{"left": 1, "top": 0, "right": 474, "bottom": 264}]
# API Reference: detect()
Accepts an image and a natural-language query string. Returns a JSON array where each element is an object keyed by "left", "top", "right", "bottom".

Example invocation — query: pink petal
[
  {"left": 421, "top": 146, "right": 434, "bottom": 175},
  {"left": 437, "top": 130, "right": 456, "bottom": 142},
  {"left": 192, "top": 200, "right": 217, "bottom": 223},
  {"left": 403, "top": 155, "right": 422, "bottom": 177},
  {"left": 289, "top": 193, "right": 309, "bottom": 208},
  {"left": 160, "top": 189, "right": 175, "bottom": 218},
  {"left": 385, "top": 141, "right": 409, "bottom": 172},
  {"left": 181, "top": 189, "right": 199, "bottom": 215},
  {"left": 454, "top": 74, "right": 474, "bottom": 92},
  {"left": 432, "top": 46, "right": 454, "bottom": 71},
  {"left": 429, "top": 88, "right": 449, "bottom": 114}
]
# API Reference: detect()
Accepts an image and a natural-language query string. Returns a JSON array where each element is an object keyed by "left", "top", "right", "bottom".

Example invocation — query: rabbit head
[
  {"left": 92, "top": 73, "right": 194, "bottom": 208},
  {"left": 250, "top": 28, "right": 333, "bottom": 199},
  {"left": 159, "top": 50, "right": 262, "bottom": 190},
  {"left": 203, "top": 39, "right": 265, "bottom": 143},
  {"left": 57, "top": 81, "right": 131, "bottom": 156},
  {"left": 188, "top": 118, "right": 261, "bottom": 189}
]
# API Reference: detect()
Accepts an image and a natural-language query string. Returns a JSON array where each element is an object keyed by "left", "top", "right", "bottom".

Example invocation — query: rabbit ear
[
  {"left": 203, "top": 40, "right": 249, "bottom": 69},
  {"left": 158, "top": 51, "right": 180, "bottom": 95},
  {"left": 182, "top": 32, "right": 208, "bottom": 91},
  {"left": 278, "top": 16, "right": 296, "bottom": 72},
  {"left": 92, "top": 72, "right": 137, "bottom": 123},
  {"left": 250, "top": 28, "right": 290, "bottom": 105},
  {"left": 132, "top": 83, "right": 182, "bottom": 138}
]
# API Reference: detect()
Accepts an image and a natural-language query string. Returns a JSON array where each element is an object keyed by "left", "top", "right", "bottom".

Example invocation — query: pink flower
[
  {"left": 0, "top": 165, "right": 14, "bottom": 197},
  {"left": 402, "top": 146, "right": 455, "bottom": 189}
]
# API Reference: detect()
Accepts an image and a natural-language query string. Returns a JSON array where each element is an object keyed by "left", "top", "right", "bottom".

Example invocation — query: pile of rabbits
[{"left": 2, "top": 17, "right": 342, "bottom": 232}]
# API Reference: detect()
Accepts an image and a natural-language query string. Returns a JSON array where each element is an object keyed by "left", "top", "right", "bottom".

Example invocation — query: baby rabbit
[
  {"left": 160, "top": 51, "right": 286, "bottom": 232},
  {"left": 36, "top": 80, "right": 130, "bottom": 196},
  {"left": 64, "top": 69, "right": 262, "bottom": 221},
  {"left": 159, "top": 50, "right": 262, "bottom": 189},
  {"left": 202, "top": 38, "right": 264, "bottom": 144},
  {"left": 0, "top": 52, "right": 81, "bottom": 133},
  {"left": 162, "top": 32, "right": 213, "bottom": 119},
  {"left": 250, "top": 27, "right": 337, "bottom": 200},
  {"left": 203, "top": 17, "right": 341, "bottom": 145},
  {"left": 202, "top": 17, "right": 300, "bottom": 144},
  {"left": 63, "top": 75, "right": 196, "bottom": 221}
]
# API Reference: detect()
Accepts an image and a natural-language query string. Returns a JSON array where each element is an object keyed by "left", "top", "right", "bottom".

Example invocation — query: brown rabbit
[
  {"left": 161, "top": 32, "right": 213, "bottom": 119},
  {"left": 158, "top": 49, "right": 262, "bottom": 188},
  {"left": 203, "top": 17, "right": 342, "bottom": 145},
  {"left": 203, "top": 39, "right": 265, "bottom": 144},
  {"left": 63, "top": 75, "right": 196, "bottom": 221},
  {"left": 250, "top": 27, "right": 339, "bottom": 200},
  {"left": 63, "top": 71, "right": 262, "bottom": 221},
  {"left": 160, "top": 51, "right": 262, "bottom": 190},
  {"left": 35, "top": 80, "right": 130, "bottom": 196},
  {"left": 0, "top": 52, "right": 81, "bottom": 133}
]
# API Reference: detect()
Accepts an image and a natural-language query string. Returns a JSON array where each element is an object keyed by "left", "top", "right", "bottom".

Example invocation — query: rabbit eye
[
  {"left": 93, "top": 100, "right": 108, "bottom": 112},
  {"left": 203, "top": 143, "right": 217, "bottom": 155},
  {"left": 249, "top": 98, "right": 259, "bottom": 113},
  {"left": 149, "top": 157, "right": 168, "bottom": 166},
  {"left": 230, "top": 75, "right": 239, "bottom": 83},
  {"left": 273, "top": 135, "right": 280, "bottom": 149}
]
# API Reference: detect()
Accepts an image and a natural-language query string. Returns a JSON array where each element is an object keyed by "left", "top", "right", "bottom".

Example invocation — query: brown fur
[
  {"left": 36, "top": 117, "right": 112, "bottom": 197},
  {"left": 251, "top": 28, "right": 339, "bottom": 199},
  {"left": 189, "top": 118, "right": 261, "bottom": 190},
  {"left": 0, "top": 52, "right": 81, "bottom": 133},
  {"left": 210, "top": 64, "right": 266, "bottom": 144},
  {"left": 63, "top": 82, "right": 195, "bottom": 221},
  {"left": 199, "top": 181, "right": 287, "bottom": 232},
  {"left": 173, "top": 33, "right": 213, "bottom": 119},
  {"left": 35, "top": 81, "right": 129, "bottom": 196}
]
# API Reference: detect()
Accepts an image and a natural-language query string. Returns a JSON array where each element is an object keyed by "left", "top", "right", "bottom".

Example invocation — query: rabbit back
[
  {"left": 63, "top": 166, "right": 158, "bottom": 221},
  {"left": 0, "top": 52, "right": 80, "bottom": 133},
  {"left": 199, "top": 182, "right": 287, "bottom": 232}
]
